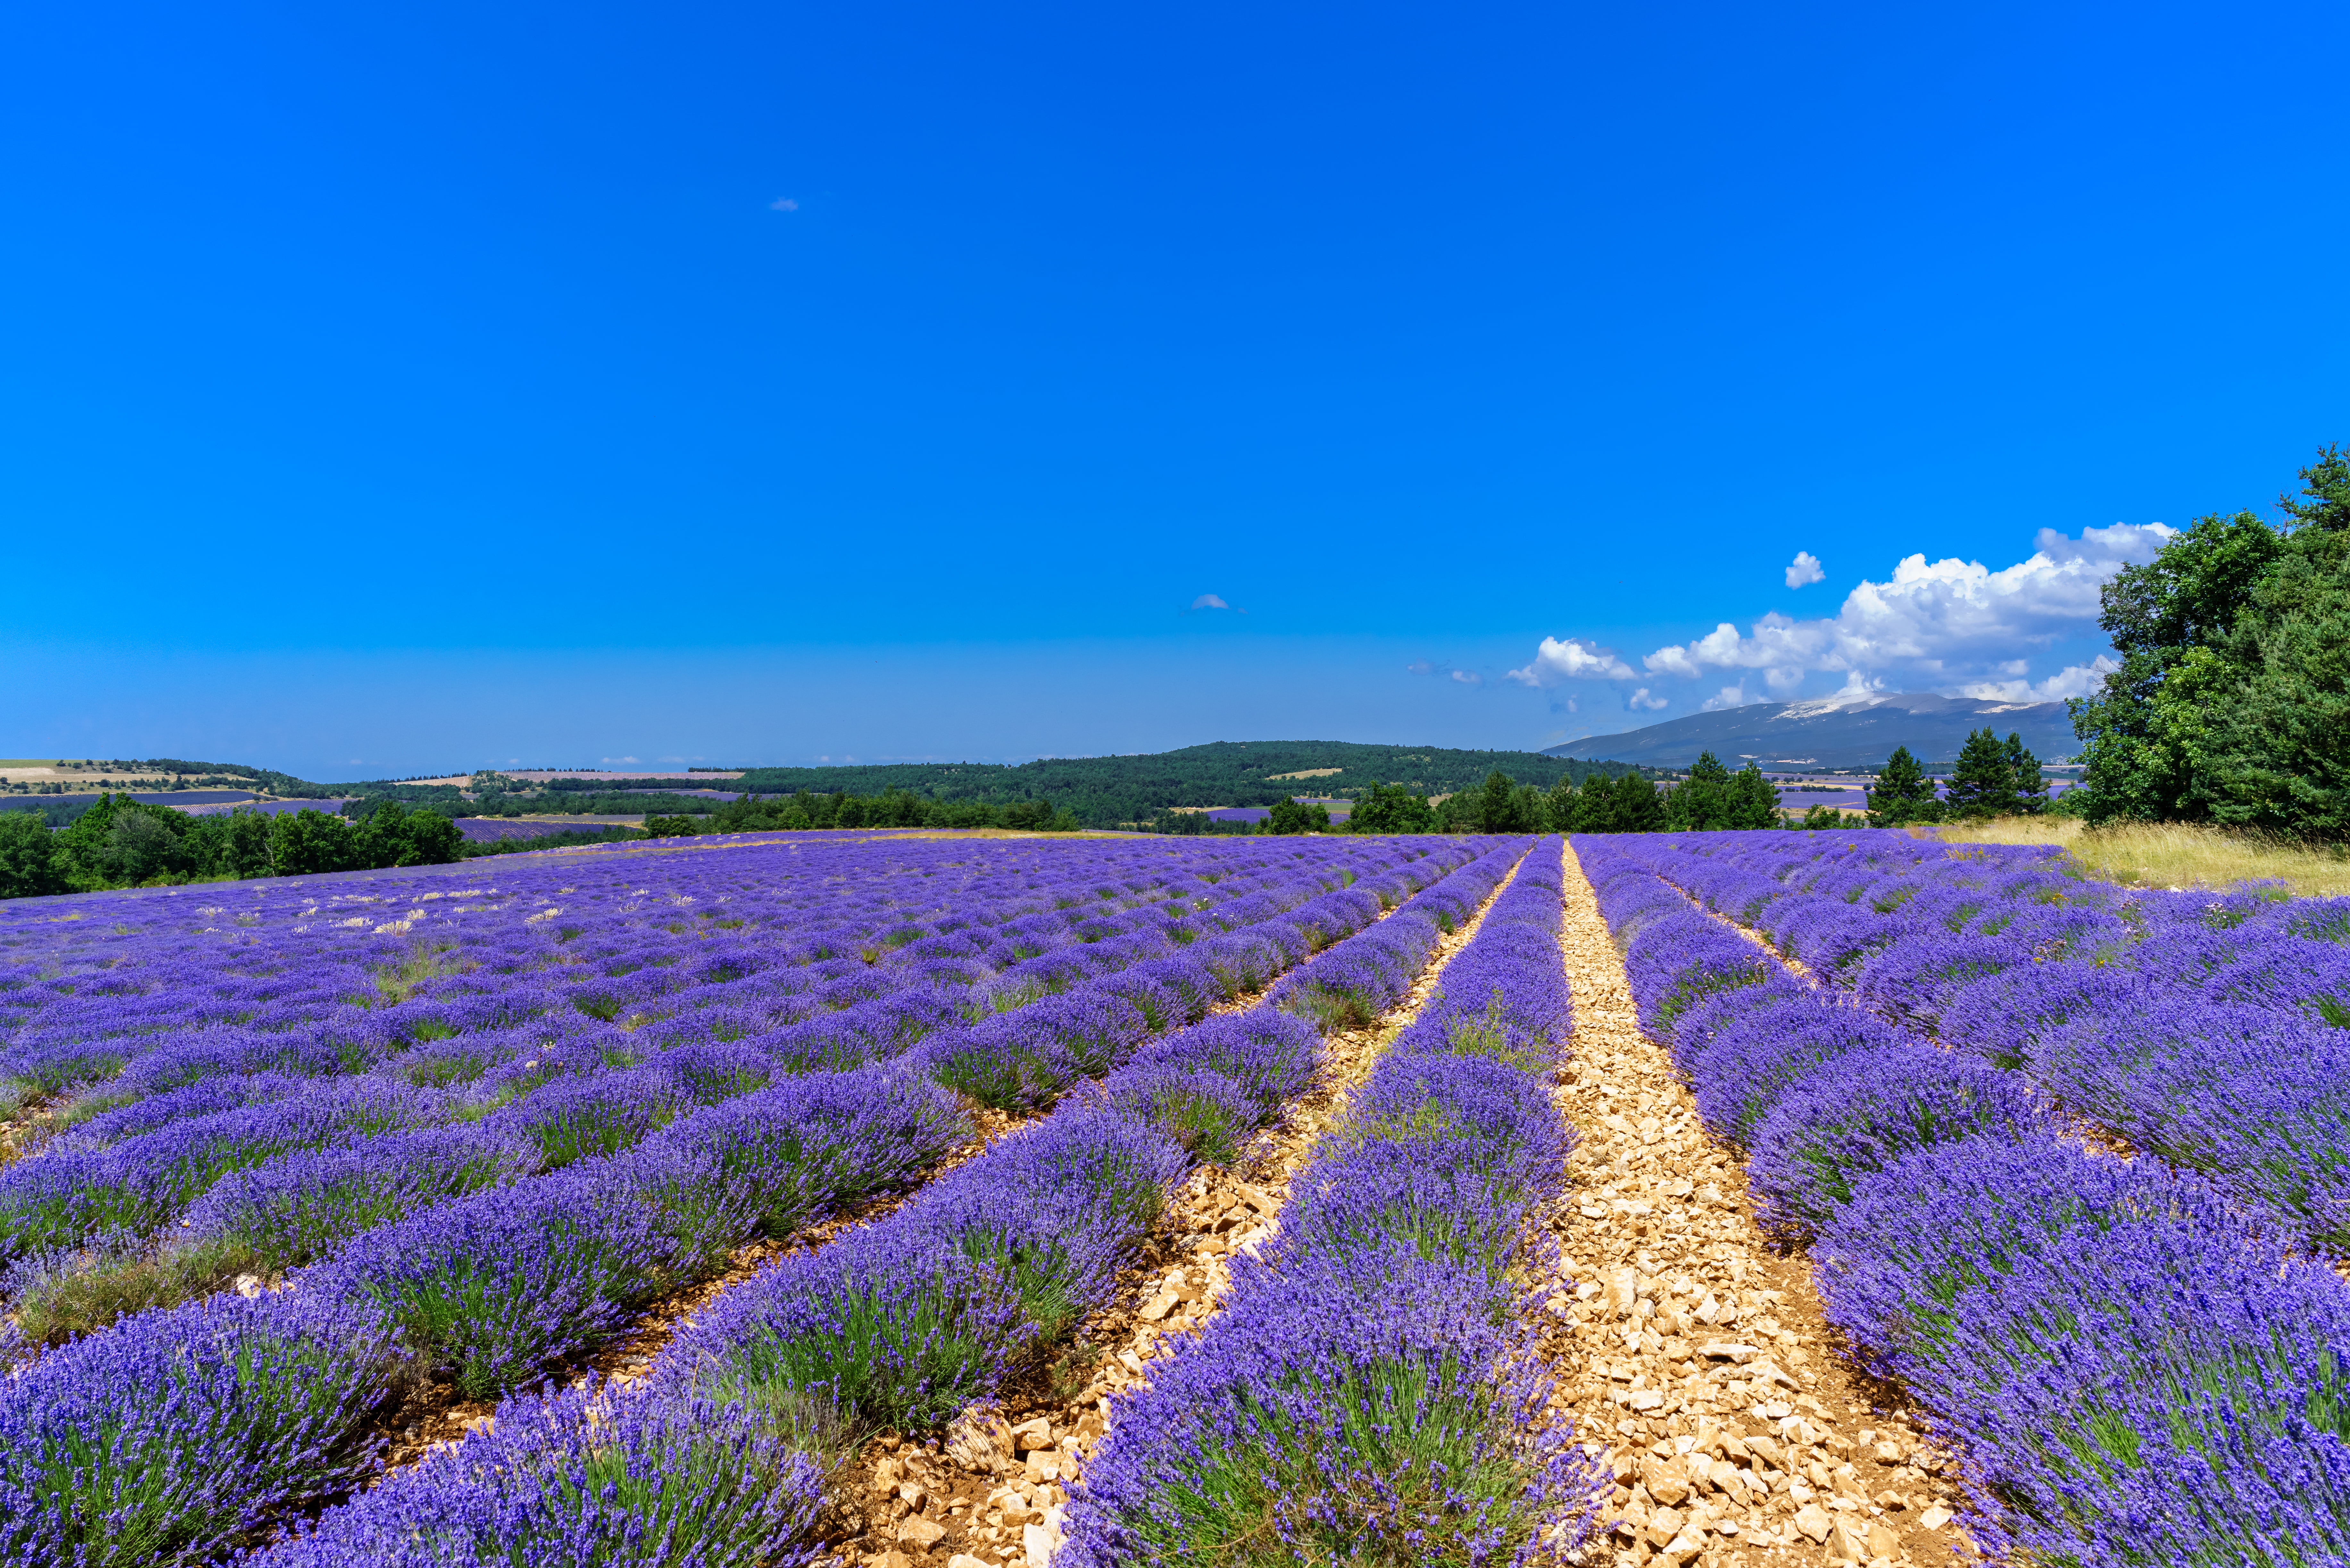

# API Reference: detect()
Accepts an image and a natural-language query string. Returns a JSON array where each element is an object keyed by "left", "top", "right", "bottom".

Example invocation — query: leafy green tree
[
  {"left": 1597, "top": 771, "right": 1666, "bottom": 832},
  {"left": 1544, "top": 774, "right": 1583, "bottom": 832},
  {"left": 2067, "top": 447, "right": 2350, "bottom": 835},
  {"left": 1867, "top": 746, "right": 1942, "bottom": 826},
  {"left": 1797, "top": 803, "right": 1846, "bottom": 831},
  {"left": 1476, "top": 770, "right": 1520, "bottom": 833},
  {"left": 1266, "top": 798, "right": 1332, "bottom": 834},
  {"left": 0, "top": 811, "right": 64, "bottom": 899},
  {"left": 1347, "top": 782, "right": 1435, "bottom": 834},
  {"left": 354, "top": 801, "right": 462, "bottom": 867},
  {"left": 269, "top": 809, "right": 365, "bottom": 875},
  {"left": 1664, "top": 752, "right": 1732, "bottom": 831},
  {"left": 1944, "top": 728, "right": 2021, "bottom": 818},
  {"left": 2192, "top": 453, "right": 2350, "bottom": 837},
  {"left": 219, "top": 810, "right": 276, "bottom": 878},
  {"left": 2003, "top": 733, "right": 2048, "bottom": 815},
  {"left": 642, "top": 815, "right": 704, "bottom": 837},
  {"left": 1723, "top": 762, "right": 1781, "bottom": 829}
]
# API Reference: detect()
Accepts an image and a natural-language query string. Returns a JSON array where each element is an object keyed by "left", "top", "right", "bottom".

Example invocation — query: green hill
[{"left": 729, "top": 741, "right": 1647, "bottom": 827}]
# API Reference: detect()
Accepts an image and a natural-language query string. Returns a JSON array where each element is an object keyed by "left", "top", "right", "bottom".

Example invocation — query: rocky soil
[
  {"left": 1540, "top": 843, "right": 1975, "bottom": 1568},
  {"left": 826, "top": 857, "right": 1528, "bottom": 1568}
]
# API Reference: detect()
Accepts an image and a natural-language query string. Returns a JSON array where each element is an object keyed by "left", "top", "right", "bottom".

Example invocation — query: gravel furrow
[{"left": 1541, "top": 843, "right": 1975, "bottom": 1568}]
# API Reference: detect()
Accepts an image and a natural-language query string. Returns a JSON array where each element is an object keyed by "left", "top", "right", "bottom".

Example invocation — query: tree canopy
[{"left": 2071, "top": 445, "right": 2350, "bottom": 838}]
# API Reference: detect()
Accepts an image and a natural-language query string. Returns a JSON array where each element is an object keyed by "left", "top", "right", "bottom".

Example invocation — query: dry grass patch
[{"left": 1929, "top": 816, "right": 2350, "bottom": 897}]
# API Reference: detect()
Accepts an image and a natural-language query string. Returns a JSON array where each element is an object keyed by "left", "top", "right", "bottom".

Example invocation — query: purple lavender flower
[
  {"left": 246, "top": 1376, "right": 829, "bottom": 1568},
  {"left": 0, "top": 1287, "right": 398, "bottom": 1568}
]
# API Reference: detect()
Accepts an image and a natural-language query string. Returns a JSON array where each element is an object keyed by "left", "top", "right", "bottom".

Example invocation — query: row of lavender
[
  {"left": 0, "top": 831, "right": 1414, "bottom": 1112},
  {"left": 1577, "top": 832, "right": 2350, "bottom": 1567},
  {"left": 0, "top": 838, "right": 1510, "bottom": 1561},
  {"left": 0, "top": 834, "right": 1443, "bottom": 1561},
  {"left": 222, "top": 841, "right": 1542, "bottom": 1565},
  {"left": 1634, "top": 828, "right": 2350, "bottom": 1256},
  {"left": 0, "top": 837, "right": 1484, "bottom": 1319},
  {"left": 1063, "top": 837, "right": 1611, "bottom": 1566}
]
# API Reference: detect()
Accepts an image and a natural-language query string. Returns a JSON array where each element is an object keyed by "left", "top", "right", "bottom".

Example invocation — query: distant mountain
[{"left": 1540, "top": 692, "right": 2078, "bottom": 768}]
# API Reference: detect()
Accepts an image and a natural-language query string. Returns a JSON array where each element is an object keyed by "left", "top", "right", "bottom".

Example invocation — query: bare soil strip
[
  {"left": 825, "top": 852, "right": 1531, "bottom": 1568},
  {"left": 1541, "top": 844, "right": 1975, "bottom": 1568}
]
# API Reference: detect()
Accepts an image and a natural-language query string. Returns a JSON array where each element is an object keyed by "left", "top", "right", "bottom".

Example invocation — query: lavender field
[
  {"left": 0, "top": 829, "right": 1610, "bottom": 1566},
  {"left": 1578, "top": 828, "right": 2350, "bottom": 1564},
  {"left": 3, "top": 821, "right": 2342, "bottom": 1567}
]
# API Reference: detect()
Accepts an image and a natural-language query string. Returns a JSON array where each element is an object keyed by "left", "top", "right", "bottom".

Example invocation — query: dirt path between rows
[
  {"left": 828, "top": 849, "right": 1532, "bottom": 1568},
  {"left": 1540, "top": 844, "right": 1977, "bottom": 1568}
]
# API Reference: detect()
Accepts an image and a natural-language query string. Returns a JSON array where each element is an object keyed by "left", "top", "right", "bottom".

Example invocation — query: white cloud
[
  {"left": 770, "top": 198, "right": 800, "bottom": 212},
  {"left": 1954, "top": 655, "right": 2120, "bottom": 703},
  {"left": 1701, "top": 684, "right": 1753, "bottom": 711},
  {"left": 1190, "top": 593, "right": 1231, "bottom": 610},
  {"left": 1450, "top": 669, "right": 1483, "bottom": 686},
  {"left": 1629, "top": 522, "right": 2172, "bottom": 693},
  {"left": 1627, "top": 687, "right": 1669, "bottom": 711},
  {"left": 1506, "top": 636, "right": 1636, "bottom": 686},
  {"left": 1785, "top": 551, "right": 1825, "bottom": 589}
]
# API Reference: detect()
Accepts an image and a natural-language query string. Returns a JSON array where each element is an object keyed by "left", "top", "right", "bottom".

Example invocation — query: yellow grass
[{"left": 1928, "top": 817, "right": 2350, "bottom": 898}]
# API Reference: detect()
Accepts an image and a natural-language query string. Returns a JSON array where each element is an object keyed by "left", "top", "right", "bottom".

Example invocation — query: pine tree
[
  {"left": 1945, "top": 728, "right": 2019, "bottom": 817},
  {"left": 1476, "top": 770, "right": 1518, "bottom": 834},
  {"left": 1867, "top": 746, "right": 1941, "bottom": 825},
  {"left": 1546, "top": 773, "right": 1582, "bottom": 833},
  {"left": 1725, "top": 762, "right": 1781, "bottom": 829},
  {"left": 2002, "top": 732, "right": 2047, "bottom": 815},
  {"left": 1667, "top": 751, "right": 1733, "bottom": 830},
  {"left": 1613, "top": 770, "right": 1667, "bottom": 831}
]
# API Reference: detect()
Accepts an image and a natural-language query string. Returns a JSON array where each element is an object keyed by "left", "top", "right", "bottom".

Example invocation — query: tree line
[
  {"left": 650, "top": 790, "right": 1084, "bottom": 836},
  {"left": 1216, "top": 755, "right": 1787, "bottom": 836},
  {"left": 1861, "top": 731, "right": 2052, "bottom": 828},
  {"left": 0, "top": 797, "right": 463, "bottom": 900},
  {"left": 2065, "top": 445, "right": 2347, "bottom": 840}
]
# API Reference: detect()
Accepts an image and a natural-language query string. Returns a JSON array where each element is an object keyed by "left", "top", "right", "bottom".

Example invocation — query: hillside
[
  {"left": 1541, "top": 692, "right": 2078, "bottom": 768},
  {"left": 729, "top": 741, "right": 1645, "bottom": 827}
]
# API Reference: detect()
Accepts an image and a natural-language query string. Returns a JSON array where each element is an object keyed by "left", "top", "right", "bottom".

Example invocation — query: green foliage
[
  {"left": 0, "top": 810, "right": 66, "bottom": 898},
  {"left": 697, "top": 789, "right": 1079, "bottom": 835},
  {"left": 1, "top": 795, "right": 463, "bottom": 901},
  {"left": 1867, "top": 746, "right": 1943, "bottom": 826},
  {"left": 2070, "top": 446, "right": 2350, "bottom": 839},
  {"left": 1345, "top": 782, "right": 1437, "bottom": 834},
  {"left": 1655, "top": 754, "right": 1780, "bottom": 831},
  {"left": 1797, "top": 804, "right": 1847, "bottom": 831},
  {"left": 641, "top": 815, "right": 705, "bottom": 838},
  {"left": 718, "top": 740, "right": 1647, "bottom": 829},
  {"left": 457, "top": 826, "right": 649, "bottom": 858},
  {"left": 1266, "top": 798, "right": 1333, "bottom": 834}
]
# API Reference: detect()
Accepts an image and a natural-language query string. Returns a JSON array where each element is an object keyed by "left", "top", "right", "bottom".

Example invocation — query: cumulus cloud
[
  {"left": 1505, "top": 636, "right": 1637, "bottom": 686},
  {"left": 1190, "top": 593, "right": 1230, "bottom": 610},
  {"left": 1633, "top": 522, "right": 2172, "bottom": 693},
  {"left": 1954, "top": 655, "right": 2120, "bottom": 703},
  {"left": 1508, "top": 522, "right": 2171, "bottom": 716},
  {"left": 1451, "top": 669, "right": 1483, "bottom": 686}
]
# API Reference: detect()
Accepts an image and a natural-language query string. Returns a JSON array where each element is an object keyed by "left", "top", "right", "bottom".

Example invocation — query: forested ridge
[{"left": 725, "top": 741, "right": 1647, "bottom": 827}]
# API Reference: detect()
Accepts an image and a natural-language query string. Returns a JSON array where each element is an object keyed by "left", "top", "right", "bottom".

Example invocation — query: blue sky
[{"left": 5, "top": 2, "right": 2345, "bottom": 779}]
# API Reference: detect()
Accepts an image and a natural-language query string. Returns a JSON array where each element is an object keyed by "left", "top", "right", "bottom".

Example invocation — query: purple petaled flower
[
  {"left": 1060, "top": 1236, "right": 1607, "bottom": 1568},
  {"left": 1742, "top": 1042, "right": 2048, "bottom": 1241},
  {"left": 246, "top": 1375, "right": 830, "bottom": 1568},
  {"left": 0, "top": 1286, "right": 399, "bottom": 1568},
  {"left": 181, "top": 1123, "right": 541, "bottom": 1272},
  {"left": 303, "top": 1160, "right": 683, "bottom": 1400}
]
